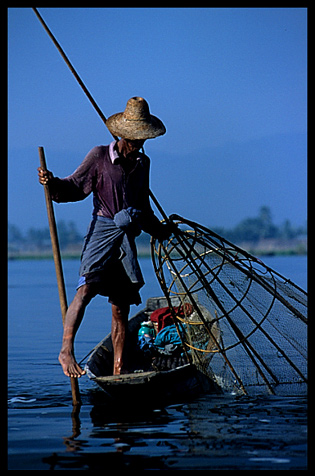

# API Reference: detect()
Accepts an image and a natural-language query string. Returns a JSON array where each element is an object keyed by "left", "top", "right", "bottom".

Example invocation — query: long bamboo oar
[
  {"left": 38, "top": 146, "right": 81, "bottom": 407},
  {"left": 32, "top": 8, "right": 116, "bottom": 137}
]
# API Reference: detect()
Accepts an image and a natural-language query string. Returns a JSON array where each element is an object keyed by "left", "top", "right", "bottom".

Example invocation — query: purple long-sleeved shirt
[{"left": 49, "top": 141, "right": 162, "bottom": 235}]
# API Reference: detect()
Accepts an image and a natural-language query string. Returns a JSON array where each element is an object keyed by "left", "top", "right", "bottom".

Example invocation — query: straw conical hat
[{"left": 106, "top": 97, "right": 166, "bottom": 140}]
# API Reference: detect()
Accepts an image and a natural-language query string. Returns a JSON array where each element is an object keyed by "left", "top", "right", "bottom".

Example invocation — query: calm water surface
[{"left": 8, "top": 256, "right": 307, "bottom": 470}]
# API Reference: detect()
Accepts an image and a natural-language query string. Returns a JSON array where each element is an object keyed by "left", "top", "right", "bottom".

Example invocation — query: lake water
[{"left": 8, "top": 255, "right": 307, "bottom": 470}]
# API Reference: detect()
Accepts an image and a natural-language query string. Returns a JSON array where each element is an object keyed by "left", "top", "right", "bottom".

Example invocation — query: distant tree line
[
  {"left": 8, "top": 206, "right": 307, "bottom": 252},
  {"left": 212, "top": 206, "right": 306, "bottom": 243},
  {"left": 8, "top": 220, "right": 83, "bottom": 250}
]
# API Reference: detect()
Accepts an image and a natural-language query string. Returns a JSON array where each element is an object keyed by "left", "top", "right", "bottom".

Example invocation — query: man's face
[
  {"left": 122, "top": 138, "right": 146, "bottom": 159},
  {"left": 125, "top": 139, "right": 146, "bottom": 151}
]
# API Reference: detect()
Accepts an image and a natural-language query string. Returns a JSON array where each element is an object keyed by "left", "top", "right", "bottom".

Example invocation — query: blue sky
[{"left": 8, "top": 7, "right": 307, "bottom": 234}]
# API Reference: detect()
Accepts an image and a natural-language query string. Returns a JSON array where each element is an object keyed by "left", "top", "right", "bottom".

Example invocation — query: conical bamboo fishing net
[{"left": 151, "top": 214, "right": 307, "bottom": 396}]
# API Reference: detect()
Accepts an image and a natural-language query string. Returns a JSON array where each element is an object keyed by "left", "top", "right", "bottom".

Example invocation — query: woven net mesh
[{"left": 151, "top": 214, "right": 307, "bottom": 395}]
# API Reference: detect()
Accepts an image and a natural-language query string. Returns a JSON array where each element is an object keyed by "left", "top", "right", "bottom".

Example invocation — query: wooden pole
[
  {"left": 32, "top": 8, "right": 116, "bottom": 138},
  {"left": 38, "top": 146, "right": 81, "bottom": 407}
]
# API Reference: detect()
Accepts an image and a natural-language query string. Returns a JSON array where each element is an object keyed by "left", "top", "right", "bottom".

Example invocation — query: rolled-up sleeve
[{"left": 49, "top": 147, "right": 99, "bottom": 203}]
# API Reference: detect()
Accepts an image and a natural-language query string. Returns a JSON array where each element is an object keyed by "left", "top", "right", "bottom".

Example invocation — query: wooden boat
[{"left": 85, "top": 296, "right": 221, "bottom": 406}]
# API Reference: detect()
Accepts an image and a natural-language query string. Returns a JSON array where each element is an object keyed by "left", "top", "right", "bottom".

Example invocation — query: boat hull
[
  {"left": 85, "top": 297, "right": 221, "bottom": 405},
  {"left": 90, "top": 364, "right": 219, "bottom": 405}
]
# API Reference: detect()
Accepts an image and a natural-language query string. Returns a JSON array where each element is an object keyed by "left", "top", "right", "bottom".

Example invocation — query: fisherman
[{"left": 38, "top": 97, "right": 172, "bottom": 378}]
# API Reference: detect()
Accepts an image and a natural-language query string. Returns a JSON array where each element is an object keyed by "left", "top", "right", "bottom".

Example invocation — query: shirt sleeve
[{"left": 49, "top": 147, "right": 100, "bottom": 203}]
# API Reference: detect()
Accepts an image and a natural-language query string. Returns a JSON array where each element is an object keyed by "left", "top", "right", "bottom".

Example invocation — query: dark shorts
[{"left": 77, "top": 260, "right": 142, "bottom": 307}]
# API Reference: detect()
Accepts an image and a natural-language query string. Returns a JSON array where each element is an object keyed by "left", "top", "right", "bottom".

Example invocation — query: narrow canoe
[{"left": 85, "top": 296, "right": 221, "bottom": 405}]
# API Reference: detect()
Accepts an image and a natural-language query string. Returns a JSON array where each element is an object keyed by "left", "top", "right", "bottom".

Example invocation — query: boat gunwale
[{"left": 90, "top": 363, "right": 193, "bottom": 386}]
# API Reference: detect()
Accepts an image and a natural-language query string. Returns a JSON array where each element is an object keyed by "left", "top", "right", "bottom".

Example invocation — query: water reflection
[{"left": 43, "top": 391, "right": 307, "bottom": 470}]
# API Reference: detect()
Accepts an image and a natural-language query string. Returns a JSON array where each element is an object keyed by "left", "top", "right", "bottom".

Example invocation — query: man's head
[{"left": 106, "top": 97, "right": 166, "bottom": 141}]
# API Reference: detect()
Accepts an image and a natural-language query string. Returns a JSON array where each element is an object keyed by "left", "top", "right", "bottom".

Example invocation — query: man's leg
[
  {"left": 58, "top": 284, "right": 97, "bottom": 378},
  {"left": 111, "top": 303, "right": 130, "bottom": 375}
]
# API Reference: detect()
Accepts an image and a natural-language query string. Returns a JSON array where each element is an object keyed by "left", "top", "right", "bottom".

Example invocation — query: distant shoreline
[
  {"left": 8, "top": 245, "right": 307, "bottom": 261},
  {"left": 9, "top": 206, "right": 307, "bottom": 261}
]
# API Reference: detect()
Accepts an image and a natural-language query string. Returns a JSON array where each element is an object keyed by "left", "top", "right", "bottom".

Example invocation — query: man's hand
[
  {"left": 38, "top": 167, "right": 54, "bottom": 186},
  {"left": 155, "top": 222, "right": 178, "bottom": 241}
]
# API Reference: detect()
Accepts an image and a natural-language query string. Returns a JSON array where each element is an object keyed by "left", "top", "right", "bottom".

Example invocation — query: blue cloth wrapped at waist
[{"left": 79, "top": 208, "right": 144, "bottom": 287}]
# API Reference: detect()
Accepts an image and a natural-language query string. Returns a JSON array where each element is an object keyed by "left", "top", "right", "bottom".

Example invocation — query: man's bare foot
[
  {"left": 113, "top": 357, "right": 129, "bottom": 375},
  {"left": 58, "top": 349, "right": 86, "bottom": 378},
  {"left": 113, "top": 359, "right": 122, "bottom": 376},
  {"left": 113, "top": 359, "right": 131, "bottom": 376}
]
